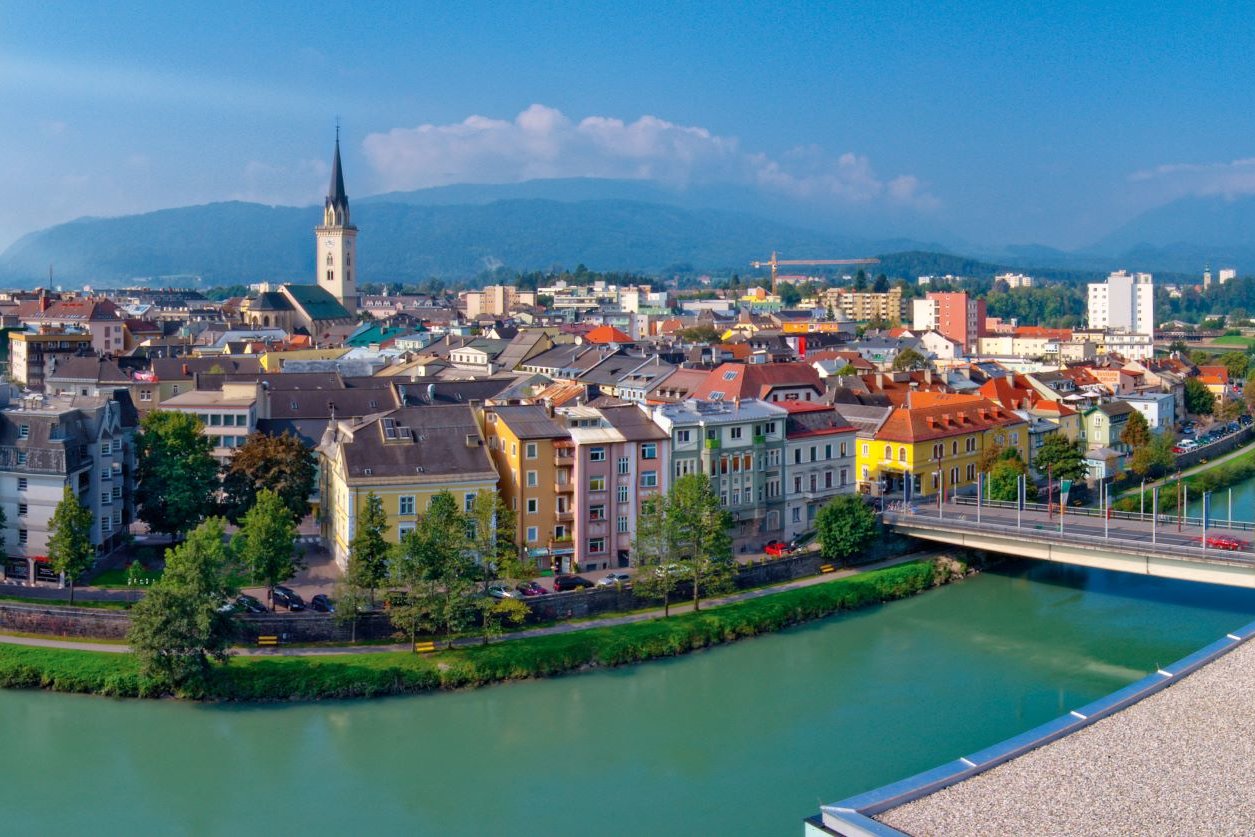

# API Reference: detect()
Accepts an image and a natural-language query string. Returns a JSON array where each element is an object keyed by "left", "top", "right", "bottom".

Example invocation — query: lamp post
[{"left": 1140, "top": 479, "right": 1146, "bottom": 520}]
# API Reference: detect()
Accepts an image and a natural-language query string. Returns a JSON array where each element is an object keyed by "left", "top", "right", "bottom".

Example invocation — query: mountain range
[{"left": 0, "top": 178, "right": 1248, "bottom": 287}]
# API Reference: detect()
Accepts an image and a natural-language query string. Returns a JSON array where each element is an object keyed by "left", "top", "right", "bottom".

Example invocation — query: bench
[
  {"left": 415, "top": 641, "right": 437, "bottom": 653},
  {"left": 256, "top": 635, "right": 280, "bottom": 647},
  {"left": 818, "top": 564, "right": 836, "bottom": 574}
]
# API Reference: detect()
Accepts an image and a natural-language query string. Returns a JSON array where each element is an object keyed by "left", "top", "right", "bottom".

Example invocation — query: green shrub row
[{"left": 0, "top": 560, "right": 939, "bottom": 701}]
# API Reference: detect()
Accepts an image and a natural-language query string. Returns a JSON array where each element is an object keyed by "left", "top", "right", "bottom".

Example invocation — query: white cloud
[
  {"left": 1128, "top": 157, "right": 1255, "bottom": 201},
  {"left": 362, "top": 104, "right": 937, "bottom": 209}
]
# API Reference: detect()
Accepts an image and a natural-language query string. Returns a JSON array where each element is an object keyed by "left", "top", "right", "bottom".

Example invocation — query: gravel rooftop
[{"left": 878, "top": 638, "right": 1255, "bottom": 836}]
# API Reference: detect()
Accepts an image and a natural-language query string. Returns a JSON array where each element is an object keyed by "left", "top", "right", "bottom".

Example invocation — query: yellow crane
[{"left": 751, "top": 251, "right": 881, "bottom": 294}]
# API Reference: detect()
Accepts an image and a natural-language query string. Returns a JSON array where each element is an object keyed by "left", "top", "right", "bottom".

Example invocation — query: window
[
  {"left": 676, "top": 429, "right": 691, "bottom": 444},
  {"left": 722, "top": 370, "right": 738, "bottom": 381},
  {"left": 840, "top": 442, "right": 848, "bottom": 457},
  {"left": 18, "top": 529, "right": 27, "bottom": 545},
  {"left": 399, "top": 496, "right": 416, "bottom": 515},
  {"left": 589, "top": 475, "right": 606, "bottom": 492},
  {"left": 967, "top": 463, "right": 976, "bottom": 481},
  {"left": 862, "top": 443, "right": 869, "bottom": 456},
  {"left": 17, "top": 478, "right": 27, "bottom": 491},
  {"left": 588, "top": 537, "right": 606, "bottom": 554},
  {"left": 398, "top": 523, "right": 416, "bottom": 540},
  {"left": 617, "top": 457, "right": 630, "bottom": 475},
  {"left": 526, "top": 526, "right": 539, "bottom": 543},
  {"left": 527, "top": 498, "right": 538, "bottom": 514},
  {"left": 730, "top": 427, "right": 743, "bottom": 440},
  {"left": 590, "top": 446, "right": 606, "bottom": 462},
  {"left": 641, "top": 443, "right": 657, "bottom": 460},
  {"left": 101, "top": 442, "right": 110, "bottom": 456},
  {"left": 18, "top": 425, "right": 28, "bottom": 439},
  {"left": 113, "top": 486, "right": 122, "bottom": 499},
  {"left": 640, "top": 470, "right": 658, "bottom": 488},
  {"left": 589, "top": 504, "right": 606, "bottom": 521},
  {"left": 824, "top": 444, "right": 832, "bottom": 460},
  {"left": 526, "top": 470, "right": 538, "bottom": 487},
  {"left": 525, "top": 442, "right": 538, "bottom": 459},
  {"left": 709, "top": 391, "right": 724, "bottom": 401},
  {"left": 825, "top": 471, "right": 833, "bottom": 489},
  {"left": 617, "top": 515, "right": 629, "bottom": 533},
  {"left": 554, "top": 525, "right": 566, "bottom": 540},
  {"left": 101, "top": 492, "right": 110, "bottom": 505},
  {"left": 465, "top": 493, "right": 476, "bottom": 513},
  {"left": 139, "top": 389, "right": 152, "bottom": 402},
  {"left": 17, "top": 503, "right": 26, "bottom": 516},
  {"left": 210, "top": 414, "right": 222, "bottom": 427},
  {"left": 1011, "top": 432, "right": 1020, "bottom": 445},
  {"left": 617, "top": 484, "right": 629, "bottom": 503},
  {"left": 840, "top": 468, "right": 849, "bottom": 486},
  {"left": 883, "top": 444, "right": 891, "bottom": 460},
  {"left": 898, "top": 447, "right": 907, "bottom": 462},
  {"left": 17, "top": 452, "right": 26, "bottom": 465}
]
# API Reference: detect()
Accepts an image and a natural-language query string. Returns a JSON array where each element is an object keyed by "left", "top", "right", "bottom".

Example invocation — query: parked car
[
  {"left": 310, "top": 594, "right": 335, "bottom": 613},
  {"left": 272, "top": 587, "right": 306, "bottom": 611},
  {"left": 596, "top": 572, "right": 632, "bottom": 587},
  {"left": 763, "top": 540, "right": 788, "bottom": 557},
  {"left": 1239, "top": 415, "right": 1252, "bottom": 426},
  {"left": 1172, "top": 446, "right": 1186, "bottom": 455},
  {"left": 789, "top": 530, "right": 818, "bottom": 553},
  {"left": 553, "top": 575, "right": 594, "bottom": 592},
  {"left": 516, "top": 580, "right": 548, "bottom": 597},
  {"left": 237, "top": 594, "right": 267, "bottom": 614},
  {"left": 487, "top": 583, "right": 522, "bottom": 599}
]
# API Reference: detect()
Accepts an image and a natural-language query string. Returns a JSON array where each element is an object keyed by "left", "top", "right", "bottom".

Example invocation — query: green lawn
[
  {"left": 92, "top": 568, "right": 163, "bottom": 588},
  {"left": 1212, "top": 335, "right": 1255, "bottom": 348}
]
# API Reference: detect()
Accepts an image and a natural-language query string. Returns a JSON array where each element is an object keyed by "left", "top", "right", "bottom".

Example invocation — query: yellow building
[
  {"left": 259, "top": 348, "right": 349, "bottom": 372},
  {"left": 856, "top": 393, "right": 1029, "bottom": 498},
  {"left": 318, "top": 404, "right": 499, "bottom": 570},
  {"left": 482, "top": 405, "right": 571, "bottom": 553}
]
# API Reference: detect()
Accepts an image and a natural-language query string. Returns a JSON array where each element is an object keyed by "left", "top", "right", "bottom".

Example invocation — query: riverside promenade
[{"left": 809, "top": 616, "right": 1255, "bottom": 836}]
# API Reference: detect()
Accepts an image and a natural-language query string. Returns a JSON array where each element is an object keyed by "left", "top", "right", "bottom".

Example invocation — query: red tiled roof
[
  {"left": 584, "top": 324, "right": 633, "bottom": 344},
  {"left": 876, "top": 395, "right": 1025, "bottom": 443},
  {"left": 691, "top": 362, "right": 822, "bottom": 401}
]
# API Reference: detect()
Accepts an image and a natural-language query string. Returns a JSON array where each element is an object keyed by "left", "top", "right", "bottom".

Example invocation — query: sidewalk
[
  {"left": 0, "top": 551, "right": 937, "bottom": 658},
  {"left": 1118, "top": 435, "right": 1255, "bottom": 498}
]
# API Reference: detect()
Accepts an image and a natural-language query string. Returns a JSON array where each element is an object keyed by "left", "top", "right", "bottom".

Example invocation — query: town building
[
  {"left": 822, "top": 287, "right": 906, "bottom": 323},
  {"left": 994, "top": 272, "right": 1034, "bottom": 289},
  {"left": 9, "top": 329, "right": 94, "bottom": 390},
  {"left": 160, "top": 382, "right": 261, "bottom": 464},
  {"left": 482, "top": 405, "right": 569, "bottom": 563},
  {"left": 1088, "top": 270, "right": 1154, "bottom": 336},
  {"left": 911, "top": 292, "right": 985, "bottom": 353},
  {"left": 782, "top": 403, "right": 856, "bottom": 539},
  {"left": 464, "top": 285, "right": 538, "bottom": 318}
]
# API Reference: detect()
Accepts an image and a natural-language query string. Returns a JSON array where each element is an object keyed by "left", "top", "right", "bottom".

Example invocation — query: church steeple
[{"left": 324, "top": 128, "right": 352, "bottom": 228}]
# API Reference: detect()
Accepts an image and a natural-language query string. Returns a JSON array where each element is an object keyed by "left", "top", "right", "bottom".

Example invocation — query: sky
[{"left": 2, "top": 1, "right": 1255, "bottom": 251}]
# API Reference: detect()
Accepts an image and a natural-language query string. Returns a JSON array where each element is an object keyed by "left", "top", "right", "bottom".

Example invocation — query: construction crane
[{"left": 751, "top": 251, "right": 880, "bottom": 294}]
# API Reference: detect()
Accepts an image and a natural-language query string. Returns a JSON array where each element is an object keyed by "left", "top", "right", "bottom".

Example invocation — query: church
[{"left": 242, "top": 133, "right": 359, "bottom": 339}]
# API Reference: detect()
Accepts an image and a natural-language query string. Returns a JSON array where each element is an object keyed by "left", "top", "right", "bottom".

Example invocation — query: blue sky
[{"left": 2, "top": 1, "right": 1254, "bottom": 250}]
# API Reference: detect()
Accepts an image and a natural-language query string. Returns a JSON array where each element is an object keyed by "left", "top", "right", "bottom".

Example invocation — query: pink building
[
  {"left": 22, "top": 297, "right": 126, "bottom": 355},
  {"left": 563, "top": 404, "right": 670, "bottom": 572},
  {"left": 923, "top": 292, "right": 985, "bottom": 353}
]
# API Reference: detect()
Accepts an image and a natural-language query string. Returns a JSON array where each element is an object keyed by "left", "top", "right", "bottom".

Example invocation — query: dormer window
[{"left": 18, "top": 424, "right": 28, "bottom": 439}]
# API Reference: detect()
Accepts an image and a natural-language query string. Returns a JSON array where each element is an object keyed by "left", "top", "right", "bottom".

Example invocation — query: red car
[
  {"left": 515, "top": 581, "right": 548, "bottom": 597},
  {"left": 764, "top": 540, "right": 788, "bottom": 557},
  {"left": 1201, "top": 535, "right": 1247, "bottom": 551}
]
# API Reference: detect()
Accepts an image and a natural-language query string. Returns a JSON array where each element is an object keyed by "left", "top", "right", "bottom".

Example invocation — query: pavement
[{"left": 0, "top": 550, "right": 937, "bottom": 657}]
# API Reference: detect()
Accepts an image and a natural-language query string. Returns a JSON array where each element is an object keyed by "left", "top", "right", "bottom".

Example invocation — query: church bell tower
[{"left": 315, "top": 129, "right": 358, "bottom": 315}]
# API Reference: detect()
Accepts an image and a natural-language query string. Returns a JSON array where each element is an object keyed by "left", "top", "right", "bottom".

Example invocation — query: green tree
[
  {"left": 815, "top": 496, "right": 878, "bottom": 564},
  {"left": 127, "top": 518, "right": 237, "bottom": 691},
  {"left": 872, "top": 274, "right": 890, "bottom": 293},
  {"left": 1033, "top": 434, "right": 1088, "bottom": 481},
  {"left": 1216, "top": 396, "right": 1244, "bottom": 422},
  {"left": 1129, "top": 433, "right": 1176, "bottom": 479},
  {"left": 347, "top": 491, "right": 391, "bottom": 607},
  {"left": 220, "top": 432, "right": 317, "bottom": 524},
  {"left": 777, "top": 283, "right": 802, "bottom": 307},
  {"left": 630, "top": 494, "right": 681, "bottom": 616},
  {"left": 834, "top": 364, "right": 861, "bottom": 377},
  {"left": 1223, "top": 352, "right": 1250, "bottom": 380},
  {"left": 892, "top": 347, "right": 929, "bottom": 371},
  {"left": 46, "top": 485, "right": 95, "bottom": 604},
  {"left": 986, "top": 450, "right": 1035, "bottom": 502},
  {"left": 389, "top": 492, "right": 477, "bottom": 648},
  {"left": 1184, "top": 376, "right": 1216, "bottom": 416},
  {"left": 474, "top": 596, "right": 528, "bottom": 646},
  {"left": 232, "top": 489, "right": 302, "bottom": 610},
  {"left": 135, "top": 411, "right": 219, "bottom": 540},
  {"left": 668, "top": 475, "right": 734, "bottom": 612},
  {"left": 1119, "top": 410, "right": 1152, "bottom": 450}
]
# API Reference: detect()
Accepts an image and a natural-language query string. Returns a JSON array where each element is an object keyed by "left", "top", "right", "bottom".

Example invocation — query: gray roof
[
  {"left": 597, "top": 405, "right": 669, "bottom": 442},
  {"left": 489, "top": 405, "right": 567, "bottom": 439},
  {"left": 339, "top": 405, "right": 494, "bottom": 481}
]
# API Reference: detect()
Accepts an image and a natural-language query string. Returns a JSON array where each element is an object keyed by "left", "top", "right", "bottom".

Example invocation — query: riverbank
[
  {"left": 1114, "top": 444, "right": 1255, "bottom": 515},
  {"left": 0, "top": 558, "right": 948, "bottom": 701}
]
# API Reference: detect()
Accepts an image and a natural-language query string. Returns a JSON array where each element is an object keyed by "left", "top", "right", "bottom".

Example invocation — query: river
[{"left": 5, "top": 561, "right": 1255, "bottom": 836}]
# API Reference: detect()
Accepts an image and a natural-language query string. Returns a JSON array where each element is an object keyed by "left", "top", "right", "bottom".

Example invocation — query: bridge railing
[
  {"left": 884, "top": 510, "right": 1255, "bottom": 567},
  {"left": 948, "top": 496, "right": 1255, "bottom": 533}
]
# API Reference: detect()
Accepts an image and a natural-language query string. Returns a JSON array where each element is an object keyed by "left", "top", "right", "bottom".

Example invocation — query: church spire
[{"left": 325, "top": 128, "right": 350, "bottom": 227}]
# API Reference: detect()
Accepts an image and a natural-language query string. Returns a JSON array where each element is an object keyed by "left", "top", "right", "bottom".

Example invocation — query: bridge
[{"left": 885, "top": 497, "right": 1255, "bottom": 588}]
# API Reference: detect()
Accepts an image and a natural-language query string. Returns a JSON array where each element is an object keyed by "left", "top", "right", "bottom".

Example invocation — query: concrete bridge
[{"left": 885, "top": 498, "right": 1255, "bottom": 588}]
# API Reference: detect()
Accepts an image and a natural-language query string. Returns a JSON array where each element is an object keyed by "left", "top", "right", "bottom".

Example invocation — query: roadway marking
[{"left": 1070, "top": 710, "right": 1087, "bottom": 720}]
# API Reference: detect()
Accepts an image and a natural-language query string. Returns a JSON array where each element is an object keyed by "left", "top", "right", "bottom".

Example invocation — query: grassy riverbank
[
  {"left": 0, "top": 559, "right": 945, "bottom": 701},
  {"left": 1114, "top": 448, "right": 1255, "bottom": 515}
]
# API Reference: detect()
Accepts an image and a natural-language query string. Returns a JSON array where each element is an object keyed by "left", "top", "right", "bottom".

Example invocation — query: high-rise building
[
  {"left": 912, "top": 292, "right": 985, "bottom": 352},
  {"left": 994, "top": 272, "right": 1034, "bottom": 288},
  {"left": 1088, "top": 270, "right": 1154, "bottom": 335},
  {"left": 314, "top": 131, "right": 357, "bottom": 315}
]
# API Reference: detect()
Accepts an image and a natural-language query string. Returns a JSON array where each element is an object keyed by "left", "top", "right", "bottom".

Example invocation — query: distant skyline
[{"left": 3, "top": 2, "right": 1255, "bottom": 251}]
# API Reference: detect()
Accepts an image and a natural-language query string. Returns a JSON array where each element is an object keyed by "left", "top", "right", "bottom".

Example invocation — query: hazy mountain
[
  {"left": 0, "top": 197, "right": 932, "bottom": 287},
  {"left": 1081, "top": 194, "right": 1255, "bottom": 274}
]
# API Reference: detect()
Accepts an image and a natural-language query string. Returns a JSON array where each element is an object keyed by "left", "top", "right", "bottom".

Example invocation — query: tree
[
  {"left": 232, "top": 489, "right": 302, "bottom": 610},
  {"left": 1130, "top": 433, "right": 1176, "bottom": 479},
  {"left": 1032, "top": 434, "right": 1088, "bottom": 482},
  {"left": 833, "top": 363, "right": 861, "bottom": 377},
  {"left": 872, "top": 274, "right": 890, "bottom": 293},
  {"left": 986, "top": 450, "right": 1035, "bottom": 502},
  {"left": 815, "top": 496, "right": 878, "bottom": 565},
  {"left": 892, "top": 347, "right": 929, "bottom": 371},
  {"left": 1216, "top": 396, "right": 1244, "bottom": 422},
  {"left": 853, "top": 269, "right": 868, "bottom": 291},
  {"left": 1120, "top": 410, "right": 1152, "bottom": 451},
  {"left": 469, "top": 490, "right": 523, "bottom": 584},
  {"left": 668, "top": 475, "right": 734, "bottom": 612},
  {"left": 46, "top": 485, "right": 94, "bottom": 604},
  {"left": 474, "top": 596, "right": 528, "bottom": 646},
  {"left": 135, "top": 411, "right": 219, "bottom": 540},
  {"left": 346, "top": 491, "right": 391, "bottom": 607},
  {"left": 389, "top": 492, "right": 477, "bottom": 648},
  {"left": 777, "top": 283, "right": 802, "bottom": 307},
  {"left": 1223, "top": 352, "right": 1250, "bottom": 380},
  {"left": 1184, "top": 376, "right": 1216, "bottom": 416},
  {"left": 630, "top": 494, "right": 681, "bottom": 616},
  {"left": 220, "top": 432, "right": 317, "bottom": 524},
  {"left": 127, "top": 518, "right": 237, "bottom": 691}
]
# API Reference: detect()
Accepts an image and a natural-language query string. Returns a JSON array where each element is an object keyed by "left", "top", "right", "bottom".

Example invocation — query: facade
[
  {"left": 782, "top": 404, "right": 857, "bottom": 539},
  {"left": 22, "top": 298, "right": 126, "bottom": 355},
  {"left": 1079, "top": 401, "right": 1134, "bottom": 454},
  {"left": 318, "top": 405, "right": 498, "bottom": 570},
  {"left": 912, "top": 292, "right": 985, "bottom": 352},
  {"left": 9, "top": 329, "right": 94, "bottom": 390},
  {"left": 994, "top": 272, "right": 1034, "bottom": 289},
  {"left": 482, "top": 405, "right": 568, "bottom": 562},
  {"left": 823, "top": 288, "right": 906, "bottom": 323},
  {"left": 564, "top": 405, "right": 671, "bottom": 572},
  {"left": 314, "top": 132, "right": 357, "bottom": 315},
  {"left": 856, "top": 394, "right": 1029, "bottom": 499},
  {"left": 651, "top": 399, "right": 788, "bottom": 553},
  {"left": 1123, "top": 392, "right": 1176, "bottom": 430},
  {"left": 464, "top": 285, "right": 537, "bottom": 318},
  {"left": 1088, "top": 270, "right": 1154, "bottom": 335},
  {"left": 0, "top": 391, "right": 137, "bottom": 580},
  {"left": 160, "top": 383, "right": 260, "bottom": 464}
]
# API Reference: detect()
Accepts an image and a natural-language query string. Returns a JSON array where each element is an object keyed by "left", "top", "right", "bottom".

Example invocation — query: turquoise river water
[{"left": 6, "top": 560, "right": 1255, "bottom": 836}]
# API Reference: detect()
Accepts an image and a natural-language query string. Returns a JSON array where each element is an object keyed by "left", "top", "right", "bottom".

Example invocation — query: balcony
[
  {"left": 556, "top": 510, "right": 574, "bottom": 523},
  {"left": 554, "top": 481, "right": 575, "bottom": 494}
]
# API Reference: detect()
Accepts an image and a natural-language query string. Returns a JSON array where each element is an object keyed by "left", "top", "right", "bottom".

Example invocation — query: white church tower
[{"left": 315, "top": 130, "right": 358, "bottom": 315}]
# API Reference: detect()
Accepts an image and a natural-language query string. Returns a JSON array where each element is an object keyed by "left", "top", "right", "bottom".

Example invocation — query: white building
[
  {"left": 1123, "top": 392, "right": 1177, "bottom": 431},
  {"left": 1220, "top": 268, "right": 1237, "bottom": 285},
  {"left": 995, "top": 272, "right": 1034, "bottom": 289},
  {"left": 1088, "top": 270, "right": 1154, "bottom": 335}
]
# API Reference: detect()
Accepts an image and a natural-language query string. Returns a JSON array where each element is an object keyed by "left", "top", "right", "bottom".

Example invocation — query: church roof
[
  {"left": 327, "top": 134, "right": 349, "bottom": 212},
  {"left": 283, "top": 283, "right": 352, "bottom": 323},
  {"left": 250, "top": 291, "right": 293, "bottom": 312}
]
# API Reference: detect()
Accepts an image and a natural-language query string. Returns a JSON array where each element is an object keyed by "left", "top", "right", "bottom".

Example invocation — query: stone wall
[{"left": 0, "top": 603, "right": 132, "bottom": 639}]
